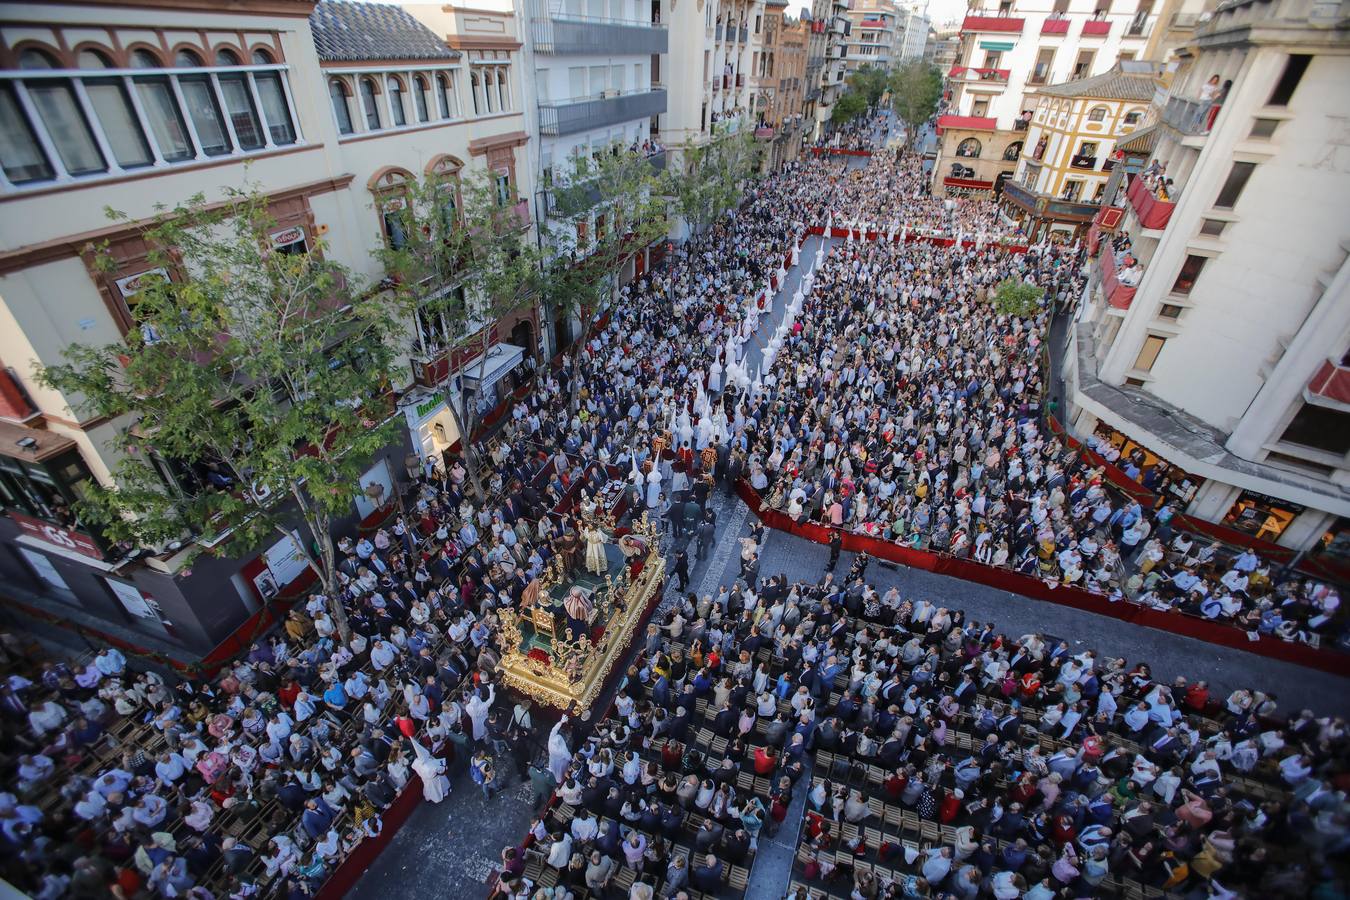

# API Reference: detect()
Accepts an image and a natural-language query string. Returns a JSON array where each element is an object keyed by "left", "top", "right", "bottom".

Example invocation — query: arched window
[
  {"left": 413, "top": 75, "right": 430, "bottom": 123},
  {"left": 18, "top": 48, "right": 58, "bottom": 69},
  {"left": 956, "top": 138, "right": 982, "bottom": 158},
  {"left": 173, "top": 49, "right": 202, "bottom": 67},
  {"left": 251, "top": 48, "right": 274, "bottom": 65},
  {"left": 1123, "top": 109, "right": 1143, "bottom": 126},
  {"left": 386, "top": 75, "right": 407, "bottom": 127},
  {"left": 470, "top": 71, "right": 481, "bottom": 116},
  {"left": 436, "top": 73, "right": 454, "bottom": 118},
  {"left": 371, "top": 169, "right": 413, "bottom": 250},
  {"left": 483, "top": 70, "right": 496, "bottom": 113},
  {"left": 329, "top": 79, "right": 353, "bottom": 134},
  {"left": 131, "top": 49, "right": 163, "bottom": 68},
  {"left": 77, "top": 48, "right": 114, "bottom": 69},
  {"left": 1087, "top": 105, "right": 1108, "bottom": 123},
  {"left": 215, "top": 48, "right": 241, "bottom": 66},
  {"left": 19, "top": 46, "right": 107, "bottom": 175},
  {"left": 429, "top": 156, "right": 463, "bottom": 231},
  {"left": 1002, "top": 141, "right": 1023, "bottom": 161},
  {"left": 360, "top": 77, "right": 381, "bottom": 130},
  {"left": 497, "top": 69, "right": 510, "bottom": 111}
]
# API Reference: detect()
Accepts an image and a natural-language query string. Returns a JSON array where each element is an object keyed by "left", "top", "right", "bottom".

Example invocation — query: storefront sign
[
  {"left": 269, "top": 226, "right": 306, "bottom": 249},
  {"left": 114, "top": 267, "right": 170, "bottom": 300},
  {"left": 9, "top": 512, "right": 104, "bottom": 560}
]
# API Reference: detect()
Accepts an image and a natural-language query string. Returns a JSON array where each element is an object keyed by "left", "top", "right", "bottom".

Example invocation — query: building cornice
[
  {"left": 468, "top": 130, "right": 530, "bottom": 156},
  {"left": 47, "top": 0, "right": 318, "bottom": 18}
]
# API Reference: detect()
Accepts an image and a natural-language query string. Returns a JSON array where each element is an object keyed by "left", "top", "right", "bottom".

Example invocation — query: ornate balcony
[
  {"left": 1070, "top": 153, "right": 1098, "bottom": 170},
  {"left": 1126, "top": 176, "right": 1175, "bottom": 231}
]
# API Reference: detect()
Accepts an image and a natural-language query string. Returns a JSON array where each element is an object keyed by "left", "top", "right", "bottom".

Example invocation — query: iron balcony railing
[
  {"left": 539, "top": 89, "right": 667, "bottom": 137},
  {"left": 530, "top": 14, "right": 668, "bottom": 55}
]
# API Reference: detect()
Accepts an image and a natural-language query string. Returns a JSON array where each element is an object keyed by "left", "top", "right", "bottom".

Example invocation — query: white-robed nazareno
[
  {"left": 411, "top": 738, "right": 450, "bottom": 803},
  {"left": 548, "top": 715, "right": 572, "bottom": 784}
]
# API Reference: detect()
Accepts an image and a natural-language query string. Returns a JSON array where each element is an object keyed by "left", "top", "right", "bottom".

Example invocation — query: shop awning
[{"left": 460, "top": 342, "right": 525, "bottom": 393}]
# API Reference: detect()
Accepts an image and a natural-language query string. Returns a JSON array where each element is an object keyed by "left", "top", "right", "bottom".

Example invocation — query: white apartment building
[
  {"left": 518, "top": 0, "right": 667, "bottom": 200},
  {"left": 897, "top": 4, "right": 932, "bottom": 61},
  {"left": 661, "top": 0, "right": 767, "bottom": 149},
  {"left": 845, "top": 0, "right": 900, "bottom": 71},
  {"left": 0, "top": 0, "right": 537, "bottom": 657},
  {"left": 1068, "top": 0, "right": 1350, "bottom": 554},
  {"left": 933, "top": 0, "right": 1160, "bottom": 198}
]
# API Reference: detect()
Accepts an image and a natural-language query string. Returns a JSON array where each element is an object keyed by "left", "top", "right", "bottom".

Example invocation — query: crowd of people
[
  {"left": 747, "top": 177, "right": 1341, "bottom": 647},
  {"left": 0, "top": 125, "right": 831, "bottom": 900},
  {"left": 1, "top": 110, "right": 1343, "bottom": 900},
  {"left": 504, "top": 553, "right": 1348, "bottom": 900}
]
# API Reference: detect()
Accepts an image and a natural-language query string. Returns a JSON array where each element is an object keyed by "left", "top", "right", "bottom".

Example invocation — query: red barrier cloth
[
  {"left": 315, "top": 772, "right": 425, "bottom": 900},
  {"left": 735, "top": 480, "right": 1350, "bottom": 677}
]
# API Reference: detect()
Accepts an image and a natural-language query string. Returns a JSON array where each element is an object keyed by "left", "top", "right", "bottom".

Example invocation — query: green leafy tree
[
  {"left": 378, "top": 168, "right": 542, "bottom": 496},
  {"left": 888, "top": 61, "right": 944, "bottom": 149},
  {"left": 674, "top": 126, "right": 761, "bottom": 236},
  {"left": 37, "top": 189, "right": 410, "bottom": 639},
  {"left": 992, "top": 277, "right": 1046, "bottom": 317},
  {"left": 831, "top": 90, "right": 870, "bottom": 125},
  {"left": 847, "top": 66, "right": 890, "bottom": 107},
  {"left": 546, "top": 142, "right": 673, "bottom": 408}
]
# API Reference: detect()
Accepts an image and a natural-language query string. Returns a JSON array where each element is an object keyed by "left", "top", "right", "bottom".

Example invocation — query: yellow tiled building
[{"left": 1002, "top": 65, "right": 1156, "bottom": 240}]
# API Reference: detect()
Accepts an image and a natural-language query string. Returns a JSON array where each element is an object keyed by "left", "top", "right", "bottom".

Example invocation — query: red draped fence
[{"left": 735, "top": 480, "right": 1350, "bottom": 677}]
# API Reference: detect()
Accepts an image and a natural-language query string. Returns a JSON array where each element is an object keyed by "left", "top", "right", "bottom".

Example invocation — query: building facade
[
  {"left": 517, "top": 0, "right": 667, "bottom": 202},
  {"left": 0, "top": 0, "right": 538, "bottom": 658},
  {"left": 845, "top": 0, "right": 900, "bottom": 71},
  {"left": 933, "top": 0, "right": 1160, "bottom": 199},
  {"left": 1067, "top": 0, "right": 1350, "bottom": 553},
  {"left": 755, "top": 0, "right": 810, "bottom": 169},
  {"left": 1003, "top": 65, "right": 1155, "bottom": 238},
  {"left": 807, "top": 0, "right": 853, "bottom": 138},
  {"left": 896, "top": 3, "right": 932, "bottom": 62},
  {"left": 660, "top": 0, "right": 766, "bottom": 150}
]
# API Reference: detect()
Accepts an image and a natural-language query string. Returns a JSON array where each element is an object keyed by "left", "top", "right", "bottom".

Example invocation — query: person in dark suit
[
  {"left": 692, "top": 854, "right": 724, "bottom": 891},
  {"left": 672, "top": 550, "right": 690, "bottom": 591},
  {"left": 827, "top": 530, "right": 842, "bottom": 571}
]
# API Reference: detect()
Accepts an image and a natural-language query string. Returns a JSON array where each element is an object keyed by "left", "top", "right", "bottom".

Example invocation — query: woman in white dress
[{"left": 410, "top": 737, "right": 450, "bottom": 804}]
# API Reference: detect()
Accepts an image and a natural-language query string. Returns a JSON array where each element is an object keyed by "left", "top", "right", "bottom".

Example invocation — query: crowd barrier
[
  {"left": 803, "top": 224, "right": 1030, "bottom": 255},
  {"left": 809, "top": 147, "right": 874, "bottom": 158},
  {"left": 734, "top": 480, "right": 1350, "bottom": 677}
]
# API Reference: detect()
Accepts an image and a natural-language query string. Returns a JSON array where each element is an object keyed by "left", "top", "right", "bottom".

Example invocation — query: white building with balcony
[
  {"left": 661, "top": 0, "right": 767, "bottom": 149},
  {"left": 845, "top": 0, "right": 899, "bottom": 71},
  {"left": 1067, "top": 0, "right": 1350, "bottom": 554},
  {"left": 897, "top": 3, "right": 932, "bottom": 61},
  {"left": 932, "top": 0, "right": 1159, "bottom": 197},
  {"left": 519, "top": 0, "right": 667, "bottom": 195}
]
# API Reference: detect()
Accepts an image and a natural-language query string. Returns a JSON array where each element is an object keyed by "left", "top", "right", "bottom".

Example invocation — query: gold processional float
[{"left": 496, "top": 511, "right": 665, "bottom": 716}]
